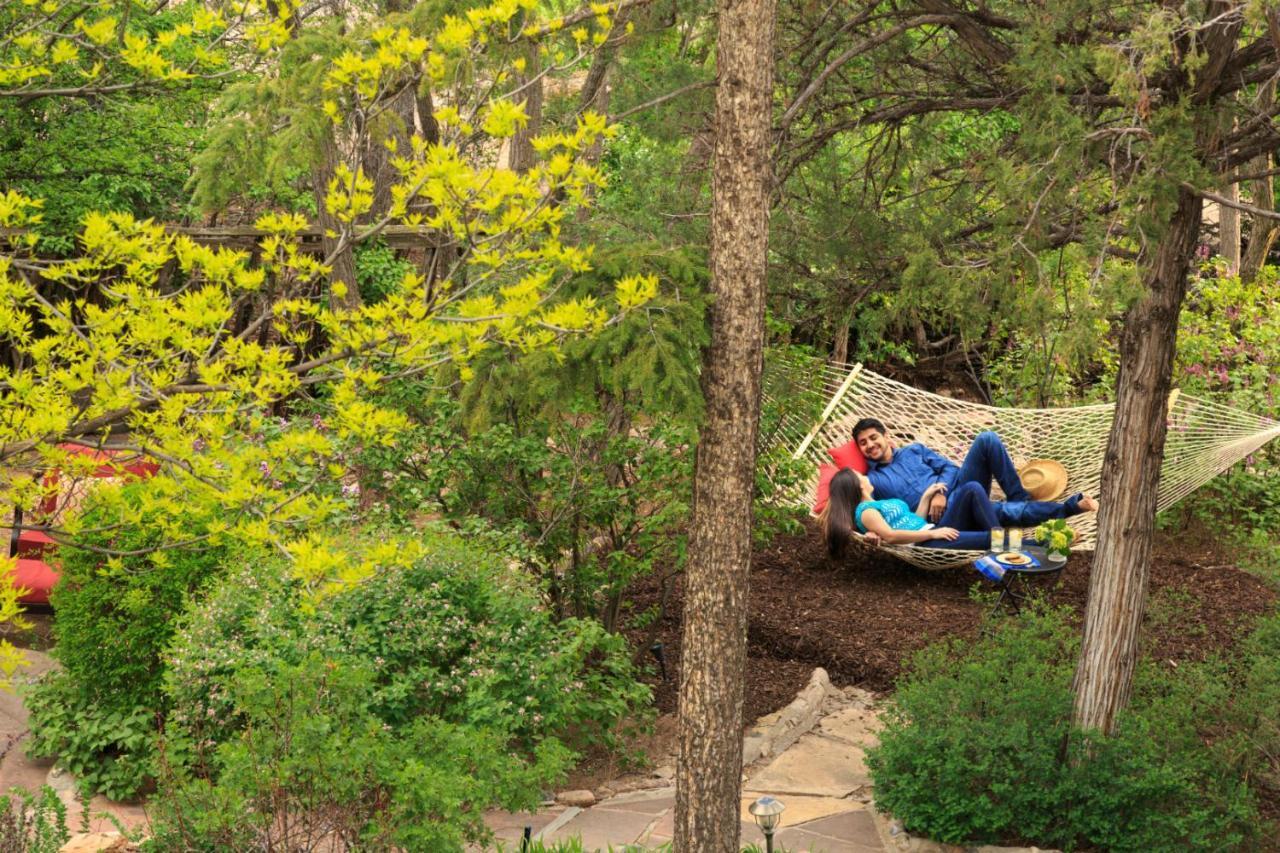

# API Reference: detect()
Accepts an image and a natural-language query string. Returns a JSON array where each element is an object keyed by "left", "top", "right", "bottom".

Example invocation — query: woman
[{"left": 821, "top": 468, "right": 1007, "bottom": 558}]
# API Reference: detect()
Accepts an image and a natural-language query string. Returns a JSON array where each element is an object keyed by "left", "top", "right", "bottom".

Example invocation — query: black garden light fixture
[{"left": 748, "top": 795, "right": 785, "bottom": 853}]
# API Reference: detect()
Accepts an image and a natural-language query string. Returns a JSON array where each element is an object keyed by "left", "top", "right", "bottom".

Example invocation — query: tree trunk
[
  {"left": 831, "top": 309, "right": 851, "bottom": 366},
  {"left": 673, "top": 0, "right": 775, "bottom": 848},
  {"left": 1241, "top": 152, "right": 1278, "bottom": 285},
  {"left": 1070, "top": 186, "right": 1201, "bottom": 734},
  {"left": 1219, "top": 176, "right": 1240, "bottom": 273},
  {"left": 507, "top": 52, "right": 543, "bottom": 173},
  {"left": 314, "top": 133, "right": 362, "bottom": 311}
]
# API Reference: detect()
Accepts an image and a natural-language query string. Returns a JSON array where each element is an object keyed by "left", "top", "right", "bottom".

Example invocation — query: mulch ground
[{"left": 627, "top": 519, "right": 1277, "bottom": 726}]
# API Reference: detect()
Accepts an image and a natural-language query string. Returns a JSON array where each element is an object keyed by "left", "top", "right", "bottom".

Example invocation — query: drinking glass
[
  {"left": 990, "top": 527, "right": 1005, "bottom": 552},
  {"left": 1008, "top": 527, "right": 1023, "bottom": 551}
]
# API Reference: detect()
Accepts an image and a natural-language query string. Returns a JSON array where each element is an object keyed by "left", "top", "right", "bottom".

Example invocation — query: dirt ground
[{"left": 630, "top": 520, "right": 1276, "bottom": 724}]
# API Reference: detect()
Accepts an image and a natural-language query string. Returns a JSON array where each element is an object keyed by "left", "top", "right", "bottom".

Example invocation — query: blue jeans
[
  {"left": 945, "top": 431, "right": 1084, "bottom": 528},
  {"left": 921, "top": 482, "right": 997, "bottom": 550},
  {"left": 946, "top": 431, "right": 1032, "bottom": 501}
]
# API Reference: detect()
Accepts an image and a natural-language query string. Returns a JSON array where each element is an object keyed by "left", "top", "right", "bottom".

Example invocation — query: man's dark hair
[{"left": 852, "top": 418, "right": 886, "bottom": 440}]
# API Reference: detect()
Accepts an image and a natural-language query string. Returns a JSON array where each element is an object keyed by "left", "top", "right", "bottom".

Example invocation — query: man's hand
[{"left": 924, "top": 483, "right": 948, "bottom": 522}]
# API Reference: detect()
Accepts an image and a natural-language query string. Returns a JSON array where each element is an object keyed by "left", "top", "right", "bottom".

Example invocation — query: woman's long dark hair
[{"left": 822, "top": 468, "right": 864, "bottom": 558}]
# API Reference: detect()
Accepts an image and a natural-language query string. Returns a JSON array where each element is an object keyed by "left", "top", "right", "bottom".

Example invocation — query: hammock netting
[{"left": 764, "top": 358, "right": 1280, "bottom": 570}]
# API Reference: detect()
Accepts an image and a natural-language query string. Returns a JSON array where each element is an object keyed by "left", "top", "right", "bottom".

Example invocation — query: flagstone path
[{"left": 478, "top": 670, "right": 894, "bottom": 852}]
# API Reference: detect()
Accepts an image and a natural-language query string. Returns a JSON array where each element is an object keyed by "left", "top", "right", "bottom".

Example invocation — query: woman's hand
[
  {"left": 864, "top": 531, "right": 882, "bottom": 547},
  {"left": 931, "top": 526, "right": 960, "bottom": 541}
]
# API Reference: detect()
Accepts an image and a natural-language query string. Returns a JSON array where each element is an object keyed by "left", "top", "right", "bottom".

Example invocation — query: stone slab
[
  {"left": 775, "top": 825, "right": 884, "bottom": 853},
  {"left": 800, "top": 809, "right": 885, "bottom": 850},
  {"left": 541, "top": 806, "right": 657, "bottom": 849},
  {"left": 748, "top": 732, "right": 870, "bottom": 798},
  {"left": 740, "top": 792, "right": 860, "bottom": 827},
  {"left": 474, "top": 807, "right": 563, "bottom": 849},
  {"left": 604, "top": 792, "right": 673, "bottom": 816},
  {"left": 817, "top": 706, "right": 882, "bottom": 749},
  {"left": 601, "top": 786, "right": 674, "bottom": 807}
]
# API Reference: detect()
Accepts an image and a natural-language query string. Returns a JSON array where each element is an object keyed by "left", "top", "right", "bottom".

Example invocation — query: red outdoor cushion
[
  {"left": 15, "top": 529, "right": 55, "bottom": 558},
  {"left": 812, "top": 463, "right": 840, "bottom": 515},
  {"left": 6, "top": 557, "right": 59, "bottom": 605},
  {"left": 827, "top": 440, "right": 868, "bottom": 474}
]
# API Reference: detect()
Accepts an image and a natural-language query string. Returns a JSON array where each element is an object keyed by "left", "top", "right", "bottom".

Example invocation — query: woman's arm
[{"left": 860, "top": 509, "right": 950, "bottom": 545}]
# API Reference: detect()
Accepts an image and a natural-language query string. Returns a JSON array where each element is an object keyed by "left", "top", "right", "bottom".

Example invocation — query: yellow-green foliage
[{"left": 0, "top": 0, "right": 651, "bottom": 677}]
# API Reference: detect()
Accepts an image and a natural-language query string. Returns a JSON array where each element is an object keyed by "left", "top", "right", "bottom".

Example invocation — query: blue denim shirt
[{"left": 865, "top": 443, "right": 958, "bottom": 509}]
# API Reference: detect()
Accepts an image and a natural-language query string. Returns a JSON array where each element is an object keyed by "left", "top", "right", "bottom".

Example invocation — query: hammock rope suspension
[{"left": 767, "top": 360, "right": 1280, "bottom": 571}]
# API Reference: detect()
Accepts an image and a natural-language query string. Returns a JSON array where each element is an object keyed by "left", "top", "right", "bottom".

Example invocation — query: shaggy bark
[
  {"left": 1070, "top": 189, "right": 1201, "bottom": 734},
  {"left": 673, "top": 0, "right": 776, "bottom": 847}
]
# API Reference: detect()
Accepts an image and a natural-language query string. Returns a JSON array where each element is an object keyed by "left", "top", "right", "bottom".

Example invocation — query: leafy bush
[
  {"left": 151, "top": 528, "right": 649, "bottom": 849},
  {"left": 867, "top": 606, "right": 1259, "bottom": 851},
  {"left": 354, "top": 239, "right": 414, "bottom": 305},
  {"left": 25, "top": 486, "right": 235, "bottom": 799},
  {"left": 148, "top": 654, "right": 568, "bottom": 851},
  {"left": 0, "top": 786, "right": 72, "bottom": 852}
]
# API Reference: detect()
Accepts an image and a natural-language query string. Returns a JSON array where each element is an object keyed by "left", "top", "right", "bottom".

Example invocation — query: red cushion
[
  {"left": 6, "top": 557, "right": 59, "bottom": 605},
  {"left": 827, "top": 440, "right": 868, "bottom": 474},
  {"left": 812, "top": 463, "right": 840, "bottom": 515},
  {"left": 15, "top": 529, "right": 55, "bottom": 558}
]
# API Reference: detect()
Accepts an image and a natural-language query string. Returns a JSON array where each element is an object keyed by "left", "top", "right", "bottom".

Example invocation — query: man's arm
[{"left": 916, "top": 445, "right": 957, "bottom": 517}]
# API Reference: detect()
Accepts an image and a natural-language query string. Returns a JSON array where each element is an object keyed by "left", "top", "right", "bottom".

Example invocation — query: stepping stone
[
  {"left": 817, "top": 706, "right": 882, "bottom": 748},
  {"left": 778, "top": 808, "right": 884, "bottom": 852},
  {"left": 740, "top": 792, "right": 859, "bottom": 827},
  {"left": 540, "top": 804, "right": 660, "bottom": 850},
  {"left": 748, "top": 732, "right": 870, "bottom": 798},
  {"left": 472, "top": 807, "right": 564, "bottom": 851}
]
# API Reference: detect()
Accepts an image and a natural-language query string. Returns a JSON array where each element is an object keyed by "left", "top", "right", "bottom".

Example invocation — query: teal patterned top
[{"left": 855, "top": 498, "right": 929, "bottom": 534}]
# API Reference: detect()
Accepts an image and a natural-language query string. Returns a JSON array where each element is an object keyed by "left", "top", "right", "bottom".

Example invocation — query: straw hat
[{"left": 1018, "top": 459, "right": 1069, "bottom": 501}]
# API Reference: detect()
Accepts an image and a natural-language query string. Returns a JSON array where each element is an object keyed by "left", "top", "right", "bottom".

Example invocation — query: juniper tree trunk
[
  {"left": 1220, "top": 177, "right": 1240, "bottom": 273},
  {"left": 1070, "top": 186, "right": 1202, "bottom": 734},
  {"left": 1241, "top": 152, "right": 1278, "bottom": 285},
  {"left": 673, "top": 0, "right": 775, "bottom": 846}
]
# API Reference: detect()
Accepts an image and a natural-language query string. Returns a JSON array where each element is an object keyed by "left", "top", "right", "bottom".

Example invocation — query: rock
[
  {"left": 59, "top": 833, "right": 131, "bottom": 853},
  {"left": 595, "top": 785, "right": 615, "bottom": 799},
  {"left": 555, "top": 789, "right": 596, "bottom": 807},
  {"left": 651, "top": 763, "right": 675, "bottom": 780},
  {"left": 741, "top": 731, "right": 770, "bottom": 766}
]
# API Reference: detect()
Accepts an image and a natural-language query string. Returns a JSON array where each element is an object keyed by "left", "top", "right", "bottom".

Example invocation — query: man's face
[{"left": 855, "top": 427, "right": 891, "bottom": 462}]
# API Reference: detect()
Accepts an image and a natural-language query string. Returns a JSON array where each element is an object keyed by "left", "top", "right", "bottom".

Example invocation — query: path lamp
[{"left": 749, "top": 795, "right": 785, "bottom": 853}]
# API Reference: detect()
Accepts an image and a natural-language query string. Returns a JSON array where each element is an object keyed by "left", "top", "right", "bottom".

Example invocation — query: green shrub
[
  {"left": 152, "top": 528, "right": 650, "bottom": 849},
  {"left": 867, "top": 606, "right": 1259, "bottom": 851},
  {"left": 0, "top": 786, "right": 72, "bottom": 852},
  {"left": 25, "top": 486, "right": 236, "bottom": 799},
  {"left": 148, "top": 654, "right": 568, "bottom": 851}
]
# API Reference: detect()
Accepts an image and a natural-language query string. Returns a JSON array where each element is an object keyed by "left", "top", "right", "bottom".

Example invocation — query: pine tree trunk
[
  {"left": 1070, "top": 185, "right": 1201, "bottom": 734},
  {"left": 673, "top": 0, "right": 775, "bottom": 847}
]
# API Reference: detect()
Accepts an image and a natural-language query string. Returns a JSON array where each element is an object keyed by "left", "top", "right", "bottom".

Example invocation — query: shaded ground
[{"left": 628, "top": 521, "right": 1277, "bottom": 726}]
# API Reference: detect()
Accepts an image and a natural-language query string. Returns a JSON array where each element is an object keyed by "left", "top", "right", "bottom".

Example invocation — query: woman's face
[{"left": 857, "top": 472, "right": 873, "bottom": 499}]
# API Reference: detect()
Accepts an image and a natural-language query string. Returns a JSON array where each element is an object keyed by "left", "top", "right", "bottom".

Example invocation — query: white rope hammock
[{"left": 765, "top": 359, "right": 1280, "bottom": 571}]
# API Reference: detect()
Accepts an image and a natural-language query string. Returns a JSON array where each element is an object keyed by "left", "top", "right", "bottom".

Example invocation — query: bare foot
[{"left": 1079, "top": 494, "right": 1099, "bottom": 512}]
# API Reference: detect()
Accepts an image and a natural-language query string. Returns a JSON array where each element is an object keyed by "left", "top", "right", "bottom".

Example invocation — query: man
[{"left": 852, "top": 418, "right": 1096, "bottom": 528}]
